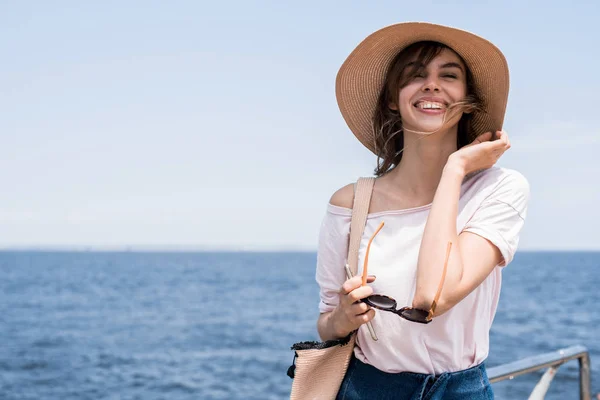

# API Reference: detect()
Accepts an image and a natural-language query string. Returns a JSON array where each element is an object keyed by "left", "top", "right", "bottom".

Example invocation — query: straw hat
[{"left": 335, "top": 22, "right": 510, "bottom": 154}]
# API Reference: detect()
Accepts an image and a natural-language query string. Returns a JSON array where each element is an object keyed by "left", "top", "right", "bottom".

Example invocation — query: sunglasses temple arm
[
  {"left": 362, "top": 221, "right": 385, "bottom": 286},
  {"left": 427, "top": 242, "right": 452, "bottom": 321}
]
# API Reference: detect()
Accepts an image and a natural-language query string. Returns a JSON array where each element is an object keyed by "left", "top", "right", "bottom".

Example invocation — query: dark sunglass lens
[
  {"left": 400, "top": 308, "right": 430, "bottom": 323},
  {"left": 364, "top": 295, "right": 396, "bottom": 309}
]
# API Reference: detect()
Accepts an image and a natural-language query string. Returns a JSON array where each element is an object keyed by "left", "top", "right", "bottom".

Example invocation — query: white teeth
[{"left": 416, "top": 101, "right": 444, "bottom": 109}]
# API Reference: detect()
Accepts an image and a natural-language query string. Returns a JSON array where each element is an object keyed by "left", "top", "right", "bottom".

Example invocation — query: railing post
[{"left": 579, "top": 352, "right": 591, "bottom": 400}]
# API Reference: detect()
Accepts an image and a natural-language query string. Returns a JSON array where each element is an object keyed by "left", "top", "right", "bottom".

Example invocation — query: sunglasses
[{"left": 346, "top": 221, "right": 452, "bottom": 324}]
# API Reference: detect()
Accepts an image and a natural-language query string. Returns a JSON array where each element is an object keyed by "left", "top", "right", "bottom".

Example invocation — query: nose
[{"left": 421, "top": 78, "right": 441, "bottom": 93}]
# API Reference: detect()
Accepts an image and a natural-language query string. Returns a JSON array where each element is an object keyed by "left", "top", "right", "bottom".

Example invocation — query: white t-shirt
[{"left": 316, "top": 167, "right": 530, "bottom": 375}]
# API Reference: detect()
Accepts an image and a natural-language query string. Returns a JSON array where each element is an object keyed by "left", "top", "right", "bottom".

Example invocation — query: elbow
[
  {"left": 431, "top": 298, "right": 454, "bottom": 317},
  {"left": 411, "top": 294, "right": 456, "bottom": 318},
  {"left": 411, "top": 293, "right": 433, "bottom": 314}
]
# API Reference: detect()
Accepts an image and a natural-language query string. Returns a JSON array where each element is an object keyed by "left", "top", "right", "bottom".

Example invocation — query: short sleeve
[
  {"left": 462, "top": 170, "right": 530, "bottom": 266},
  {"left": 315, "top": 205, "right": 352, "bottom": 313}
]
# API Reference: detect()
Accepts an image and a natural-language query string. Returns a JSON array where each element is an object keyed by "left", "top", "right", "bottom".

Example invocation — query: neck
[{"left": 384, "top": 127, "right": 458, "bottom": 201}]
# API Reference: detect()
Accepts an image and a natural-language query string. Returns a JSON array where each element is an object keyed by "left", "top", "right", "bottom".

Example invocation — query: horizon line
[{"left": 1, "top": 245, "right": 599, "bottom": 253}]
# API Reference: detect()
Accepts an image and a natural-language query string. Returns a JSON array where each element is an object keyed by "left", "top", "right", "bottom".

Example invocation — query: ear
[{"left": 388, "top": 102, "right": 398, "bottom": 111}]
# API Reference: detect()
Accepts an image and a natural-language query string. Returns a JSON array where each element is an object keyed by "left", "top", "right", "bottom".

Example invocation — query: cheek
[
  {"left": 450, "top": 82, "right": 468, "bottom": 99},
  {"left": 397, "top": 86, "right": 417, "bottom": 113},
  {"left": 398, "top": 91, "right": 410, "bottom": 106}
]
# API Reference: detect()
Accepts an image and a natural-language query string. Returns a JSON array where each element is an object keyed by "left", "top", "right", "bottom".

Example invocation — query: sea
[{"left": 0, "top": 251, "right": 598, "bottom": 399}]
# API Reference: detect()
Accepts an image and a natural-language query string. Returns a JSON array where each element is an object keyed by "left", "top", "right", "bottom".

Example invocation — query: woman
[{"left": 315, "top": 23, "right": 529, "bottom": 399}]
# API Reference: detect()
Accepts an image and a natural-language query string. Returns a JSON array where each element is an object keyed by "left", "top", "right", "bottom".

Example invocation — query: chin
[{"left": 407, "top": 121, "right": 445, "bottom": 134}]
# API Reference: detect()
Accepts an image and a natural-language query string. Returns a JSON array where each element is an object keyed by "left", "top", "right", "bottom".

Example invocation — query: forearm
[
  {"left": 317, "top": 310, "right": 348, "bottom": 341},
  {"left": 412, "top": 162, "right": 466, "bottom": 315}
]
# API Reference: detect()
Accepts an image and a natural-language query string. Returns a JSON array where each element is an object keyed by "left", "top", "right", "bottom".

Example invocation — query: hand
[
  {"left": 331, "top": 275, "right": 376, "bottom": 337},
  {"left": 448, "top": 130, "right": 511, "bottom": 176}
]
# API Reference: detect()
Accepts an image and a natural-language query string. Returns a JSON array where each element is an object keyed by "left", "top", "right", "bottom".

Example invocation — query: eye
[{"left": 442, "top": 74, "right": 457, "bottom": 79}]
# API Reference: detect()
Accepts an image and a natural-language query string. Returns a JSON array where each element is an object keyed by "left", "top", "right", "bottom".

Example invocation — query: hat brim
[{"left": 336, "top": 22, "right": 510, "bottom": 154}]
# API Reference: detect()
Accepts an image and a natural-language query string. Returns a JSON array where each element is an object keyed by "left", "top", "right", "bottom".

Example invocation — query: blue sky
[{"left": 1, "top": 1, "right": 599, "bottom": 250}]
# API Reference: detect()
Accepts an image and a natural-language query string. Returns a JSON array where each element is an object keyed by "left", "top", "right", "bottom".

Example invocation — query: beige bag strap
[{"left": 347, "top": 177, "right": 375, "bottom": 276}]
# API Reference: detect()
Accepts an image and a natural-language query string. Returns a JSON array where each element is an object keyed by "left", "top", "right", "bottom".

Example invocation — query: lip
[
  {"left": 413, "top": 96, "right": 448, "bottom": 115},
  {"left": 416, "top": 108, "right": 445, "bottom": 115}
]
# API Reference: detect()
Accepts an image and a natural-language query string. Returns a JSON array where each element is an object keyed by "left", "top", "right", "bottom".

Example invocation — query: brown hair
[{"left": 373, "top": 41, "right": 483, "bottom": 176}]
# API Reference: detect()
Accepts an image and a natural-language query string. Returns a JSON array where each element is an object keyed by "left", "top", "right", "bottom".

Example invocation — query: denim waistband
[{"left": 337, "top": 355, "right": 493, "bottom": 400}]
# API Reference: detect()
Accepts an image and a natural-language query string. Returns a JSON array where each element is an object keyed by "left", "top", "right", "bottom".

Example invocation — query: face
[{"left": 392, "top": 48, "right": 468, "bottom": 134}]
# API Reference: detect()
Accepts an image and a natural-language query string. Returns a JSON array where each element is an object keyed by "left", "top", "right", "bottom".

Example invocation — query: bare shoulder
[{"left": 329, "top": 183, "right": 355, "bottom": 209}]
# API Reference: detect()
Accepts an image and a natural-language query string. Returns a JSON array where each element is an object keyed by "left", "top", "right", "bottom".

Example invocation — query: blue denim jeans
[{"left": 336, "top": 355, "right": 494, "bottom": 400}]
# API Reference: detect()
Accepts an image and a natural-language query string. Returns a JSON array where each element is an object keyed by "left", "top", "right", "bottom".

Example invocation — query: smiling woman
[{"left": 290, "top": 22, "right": 530, "bottom": 400}]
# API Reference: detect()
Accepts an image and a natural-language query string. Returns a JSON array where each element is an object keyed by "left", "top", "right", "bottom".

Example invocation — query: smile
[{"left": 414, "top": 101, "right": 446, "bottom": 110}]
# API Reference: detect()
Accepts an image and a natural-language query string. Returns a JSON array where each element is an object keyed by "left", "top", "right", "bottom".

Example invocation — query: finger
[
  {"left": 490, "top": 131, "right": 509, "bottom": 150},
  {"left": 341, "top": 276, "right": 363, "bottom": 294},
  {"left": 350, "top": 302, "right": 371, "bottom": 315},
  {"left": 353, "top": 309, "right": 376, "bottom": 325},
  {"left": 502, "top": 130, "right": 511, "bottom": 149},
  {"left": 474, "top": 131, "right": 494, "bottom": 143},
  {"left": 347, "top": 285, "right": 374, "bottom": 303},
  {"left": 341, "top": 275, "right": 376, "bottom": 293},
  {"left": 497, "top": 130, "right": 510, "bottom": 144},
  {"left": 499, "top": 131, "right": 510, "bottom": 151}
]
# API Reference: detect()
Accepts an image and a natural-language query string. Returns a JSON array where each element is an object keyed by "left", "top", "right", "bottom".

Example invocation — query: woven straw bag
[{"left": 287, "top": 177, "right": 376, "bottom": 400}]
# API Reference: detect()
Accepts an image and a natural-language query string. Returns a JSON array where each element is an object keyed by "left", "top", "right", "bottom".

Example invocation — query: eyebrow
[
  {"left": 406, "top": 61, "right": 464, "bottom": 73},
  {"left": 439, "top": 62, "right": 464, "bottom": 73}
]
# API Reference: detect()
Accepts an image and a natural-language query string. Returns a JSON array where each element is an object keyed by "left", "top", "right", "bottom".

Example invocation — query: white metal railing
[{"left": 487, "top": 345, "right": 591, "bottom": 400}]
